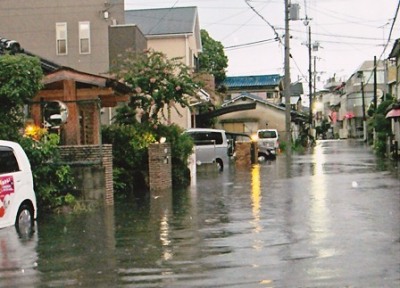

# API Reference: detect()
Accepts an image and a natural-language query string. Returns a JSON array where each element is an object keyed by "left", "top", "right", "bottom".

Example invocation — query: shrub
[
  {"left": 157, "top": 124, "right": 194, "bottom": 187},
  {"left": 19, "top": 134, "right": 76, "bottom": 213},
  {"left": 369, "top": 97, "right": 393, "bottom": 156},
  {"left": 102, "top": 122, "right": 194, "bottom": 197},
  {"left": 102, "top": 123, "right": 153, "bottom": 196}
]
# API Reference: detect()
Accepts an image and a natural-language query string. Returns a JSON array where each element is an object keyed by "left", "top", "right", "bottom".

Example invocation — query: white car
[
  {"left": 0, "top": 140, "right": 37, "bottom": 235},
  {"left": 256, "top": 129, "right": 279, "bottom": 160}
]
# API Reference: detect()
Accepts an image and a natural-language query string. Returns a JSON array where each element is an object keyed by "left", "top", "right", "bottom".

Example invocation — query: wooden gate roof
[{"left": 35, "top": 67, "right": 131, "bottom": 107}]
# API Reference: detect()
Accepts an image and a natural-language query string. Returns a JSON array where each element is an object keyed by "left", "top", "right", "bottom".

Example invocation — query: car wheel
[
  {"left": 216, "top": 159, "right": 224, "bottom": 171},
  {"left": 258, "top": 153, "right": 267, "bottom": 162},
  {"left": 15, "top": 204, "right": 34, "bottom": 237}
]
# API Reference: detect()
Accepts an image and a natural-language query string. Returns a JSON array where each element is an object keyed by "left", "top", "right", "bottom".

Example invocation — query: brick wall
[
  {"left": 148, "top": 143, "right": 172, "bottom": 191},
  {"left": 58, "top": 144, "right": 114, "bottom": 205}
]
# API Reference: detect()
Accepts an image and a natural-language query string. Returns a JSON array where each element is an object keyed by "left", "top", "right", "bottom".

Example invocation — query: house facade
[
  {"left": 125, "top": 7, "right": 204, "bottom": 129},
  {"left": 311, "top": 76, "right": 345, "bottom": 138},
  {"left": 0, "top": 0, "right": 150, "bottom": 125},
  {"left": 338, "top": 60, "right": 386, "bottom": 139},
  {"left": 218, "top": 75, "right": 306, "bottom": 142},
  {"left": 216, "top": 92, "right": 288, "bottom": 138},
  {"left": 387, "top": 39, "right": 400, "bottom": 157},
  {"left": 125, "top": 7, "right": 202, "bottom": 70},
  {"left": 0, "top": 1, "right": 206, "bottom": 130},
  {"left": 0, "top": 0, "right": 125, "bottom": 76}
]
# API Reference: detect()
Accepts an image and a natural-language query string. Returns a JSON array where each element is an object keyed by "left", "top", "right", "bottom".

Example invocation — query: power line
[
  {"left": 147, "top": 0, "right": 180, "bottom": 34},
  {"left": 308, "top": 5, "right": 386, "bottom": 29},
  {"left": 286, "top": 28, "right": 386, "bottom": 42},
  {"left": 224, "top": 37, "right": 278, "bottom": 50},
  {"left": 244, "top": 0, "right": 281, "bottom": 44},
  {"left": 381, "top": 0, "right": 400, "bottom": 55}
]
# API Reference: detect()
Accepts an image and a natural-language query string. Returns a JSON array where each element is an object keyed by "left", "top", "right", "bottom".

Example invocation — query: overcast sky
[{"left": 125, "top": 0, "right": 400, "bottom": 87}]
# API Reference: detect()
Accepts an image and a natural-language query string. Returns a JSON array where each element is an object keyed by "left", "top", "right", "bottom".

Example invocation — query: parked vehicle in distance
[
  {"left": 185, "top": 128, "right": 230, "bottom": 171},
  {"left": 256, "top": 129, "right": 279, "bottom": 160},
  {"left": 0, "top": 140, "right": 37, "bottom": 235},
  {"left": 225, "top": 132, "right": 252, "bottom": 157}
]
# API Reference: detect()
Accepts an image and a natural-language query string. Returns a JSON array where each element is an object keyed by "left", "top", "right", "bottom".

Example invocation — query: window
[
  {"left": 258, "top": 130, "right": 277, "bottom": 139},
  {"left": 187, "top": 132, "right": 223, "bottom": 145},
  {"left": 56, "top": 22, "right": 67, "bottom": 55},
  {"left": 0, "top": 146, "right": 19, "bottom": 174},
  {"left": 79, "top": 21, "right": 91, "bottom": 54}
]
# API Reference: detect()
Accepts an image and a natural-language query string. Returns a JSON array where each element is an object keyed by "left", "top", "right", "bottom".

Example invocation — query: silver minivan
[
  {"left": 185, "top": 128, "right": 230, "bottom": 171},
  {"left": 256, "top": 129, "right": 279, "bottom": 159}
]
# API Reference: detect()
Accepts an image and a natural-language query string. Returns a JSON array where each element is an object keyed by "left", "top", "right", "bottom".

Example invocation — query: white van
[
  {"left": 185, "top": 128, "right": 230, "bottom": 171},
  {"left": 0, "top": 140, "right": 37, "bottom": 234},
  {"left": 256, "top": 129, "right": 279, "bottom": 159}
]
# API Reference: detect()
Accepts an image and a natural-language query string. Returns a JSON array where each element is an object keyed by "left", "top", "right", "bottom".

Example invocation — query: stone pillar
[
  {"left": 102, "top": 144, "right": 114, "bottom": 206},
  {"left": 148, "top": 143, "right": 172, "bottom": 191},
  {"left": 235, "top": 142, "right": 253, "bottom": 167}
]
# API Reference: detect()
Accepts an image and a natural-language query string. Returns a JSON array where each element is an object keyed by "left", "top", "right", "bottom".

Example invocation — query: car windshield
[
  {"left": 258, "top": 130, "right": 277, "bottom": 139},
  {"left": 187, "top": 132, "right": 223, "bottom": 145}
]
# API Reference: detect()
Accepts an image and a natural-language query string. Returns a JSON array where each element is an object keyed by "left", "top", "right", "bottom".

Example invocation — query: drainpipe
[{"left": 185, "top": 34, "right": 190, "bottom": 66}]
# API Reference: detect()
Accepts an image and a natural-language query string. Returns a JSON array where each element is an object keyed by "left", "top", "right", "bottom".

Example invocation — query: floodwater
[{"left": 1, "top": 140, "right": 399, "bottom": 287}]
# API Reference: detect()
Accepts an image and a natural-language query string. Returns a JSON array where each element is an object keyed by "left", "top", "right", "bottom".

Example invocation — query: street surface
[{"left": 0, "top": 139, "right": 399, "bottom": 287}]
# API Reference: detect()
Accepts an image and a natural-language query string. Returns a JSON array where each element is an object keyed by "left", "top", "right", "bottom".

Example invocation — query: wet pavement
[{"left": 0, "top": 139, "right": 399, "bottom": 287}]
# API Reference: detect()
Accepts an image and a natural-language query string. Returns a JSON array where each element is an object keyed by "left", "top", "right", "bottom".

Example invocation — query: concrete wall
[
  {"left": 58, "top": 144, "right": 114, "bottom": 206},
  {"left": 108, "top": 24, "right": 147, "bottom": 66}
]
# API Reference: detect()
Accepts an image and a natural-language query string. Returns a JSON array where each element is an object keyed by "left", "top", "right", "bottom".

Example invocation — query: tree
[
  {"left": 104, "top": 49, "right": 197, "bottom": 195},
  {"left": 367, "top": 93, "right": 394, "bottom": 156},
  {"left": 0, "top": 54, "right": 76, "bottom": 212},
  {"left": 0, "top": 54, "right": 43, "bottom": 140},
  {"left": 199, "top": 29, "right": 228, "bottom": 84},
  {"left": 110, "top": 49, "right": 201, "bottom": 128}
]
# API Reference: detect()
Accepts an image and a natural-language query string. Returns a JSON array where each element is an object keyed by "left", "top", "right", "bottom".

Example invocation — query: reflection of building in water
[{"left": 310, "top": 143, "right": 331, "bottom": 244}]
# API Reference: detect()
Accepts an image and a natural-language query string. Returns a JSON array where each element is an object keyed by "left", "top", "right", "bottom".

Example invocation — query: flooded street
[{"left": 1, "top": 140, "right": 399, "bottom": 287}]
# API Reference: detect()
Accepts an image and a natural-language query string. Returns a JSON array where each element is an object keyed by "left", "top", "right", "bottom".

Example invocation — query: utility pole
[
  {"left": 361, "top": 77, "right": 367, "bottom": 143},
  {"left": 308, "top": 26, "right": 312, "bottom": 128},
  {"left": 313, "top": 55, "right": 317, "bottom": 115},
  {"left": 373, "top": 56, "right": 377, "bottom": 111},
  {"left": 284, "top": 0, "right": 292, "bottom": 147}
]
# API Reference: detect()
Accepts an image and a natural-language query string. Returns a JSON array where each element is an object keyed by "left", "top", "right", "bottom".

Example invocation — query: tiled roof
[
  {"left": 222, "top": 74, "right": 283, "bottom": 88},
  {"left": 222, "top": 92, "right": 284, "bottom": 111},
  {"left": 125, "top": 7, "right": 198, "bottom": 36}
]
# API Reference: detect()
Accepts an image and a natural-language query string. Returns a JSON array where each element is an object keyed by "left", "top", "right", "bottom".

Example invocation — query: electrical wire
[
  {"left": 244, "top": 0, "right": 281, "bottom": 44},
  {"left": 147, "top": 0, "right": 180, "bottom": 34},
  {"left": 224, "top": 37, "right": 278, "bottom": 50},
  {"left": 361, "top": 0, "right": 399, "bottom": 86}
]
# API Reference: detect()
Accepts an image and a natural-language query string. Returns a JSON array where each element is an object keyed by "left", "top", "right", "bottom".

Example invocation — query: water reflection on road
[{"left": 0, "top": 140, "right": 399, "bottom": 287}]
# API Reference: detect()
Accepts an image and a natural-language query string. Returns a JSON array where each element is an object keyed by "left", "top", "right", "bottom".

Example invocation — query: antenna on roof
[{"left": 0, "top": 37, "right": 22, "bottom": 54}]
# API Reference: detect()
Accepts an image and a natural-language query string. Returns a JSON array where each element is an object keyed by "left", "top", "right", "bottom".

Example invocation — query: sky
[{"left": 124, "top": 0, "right": 400, "bottom": 88}]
